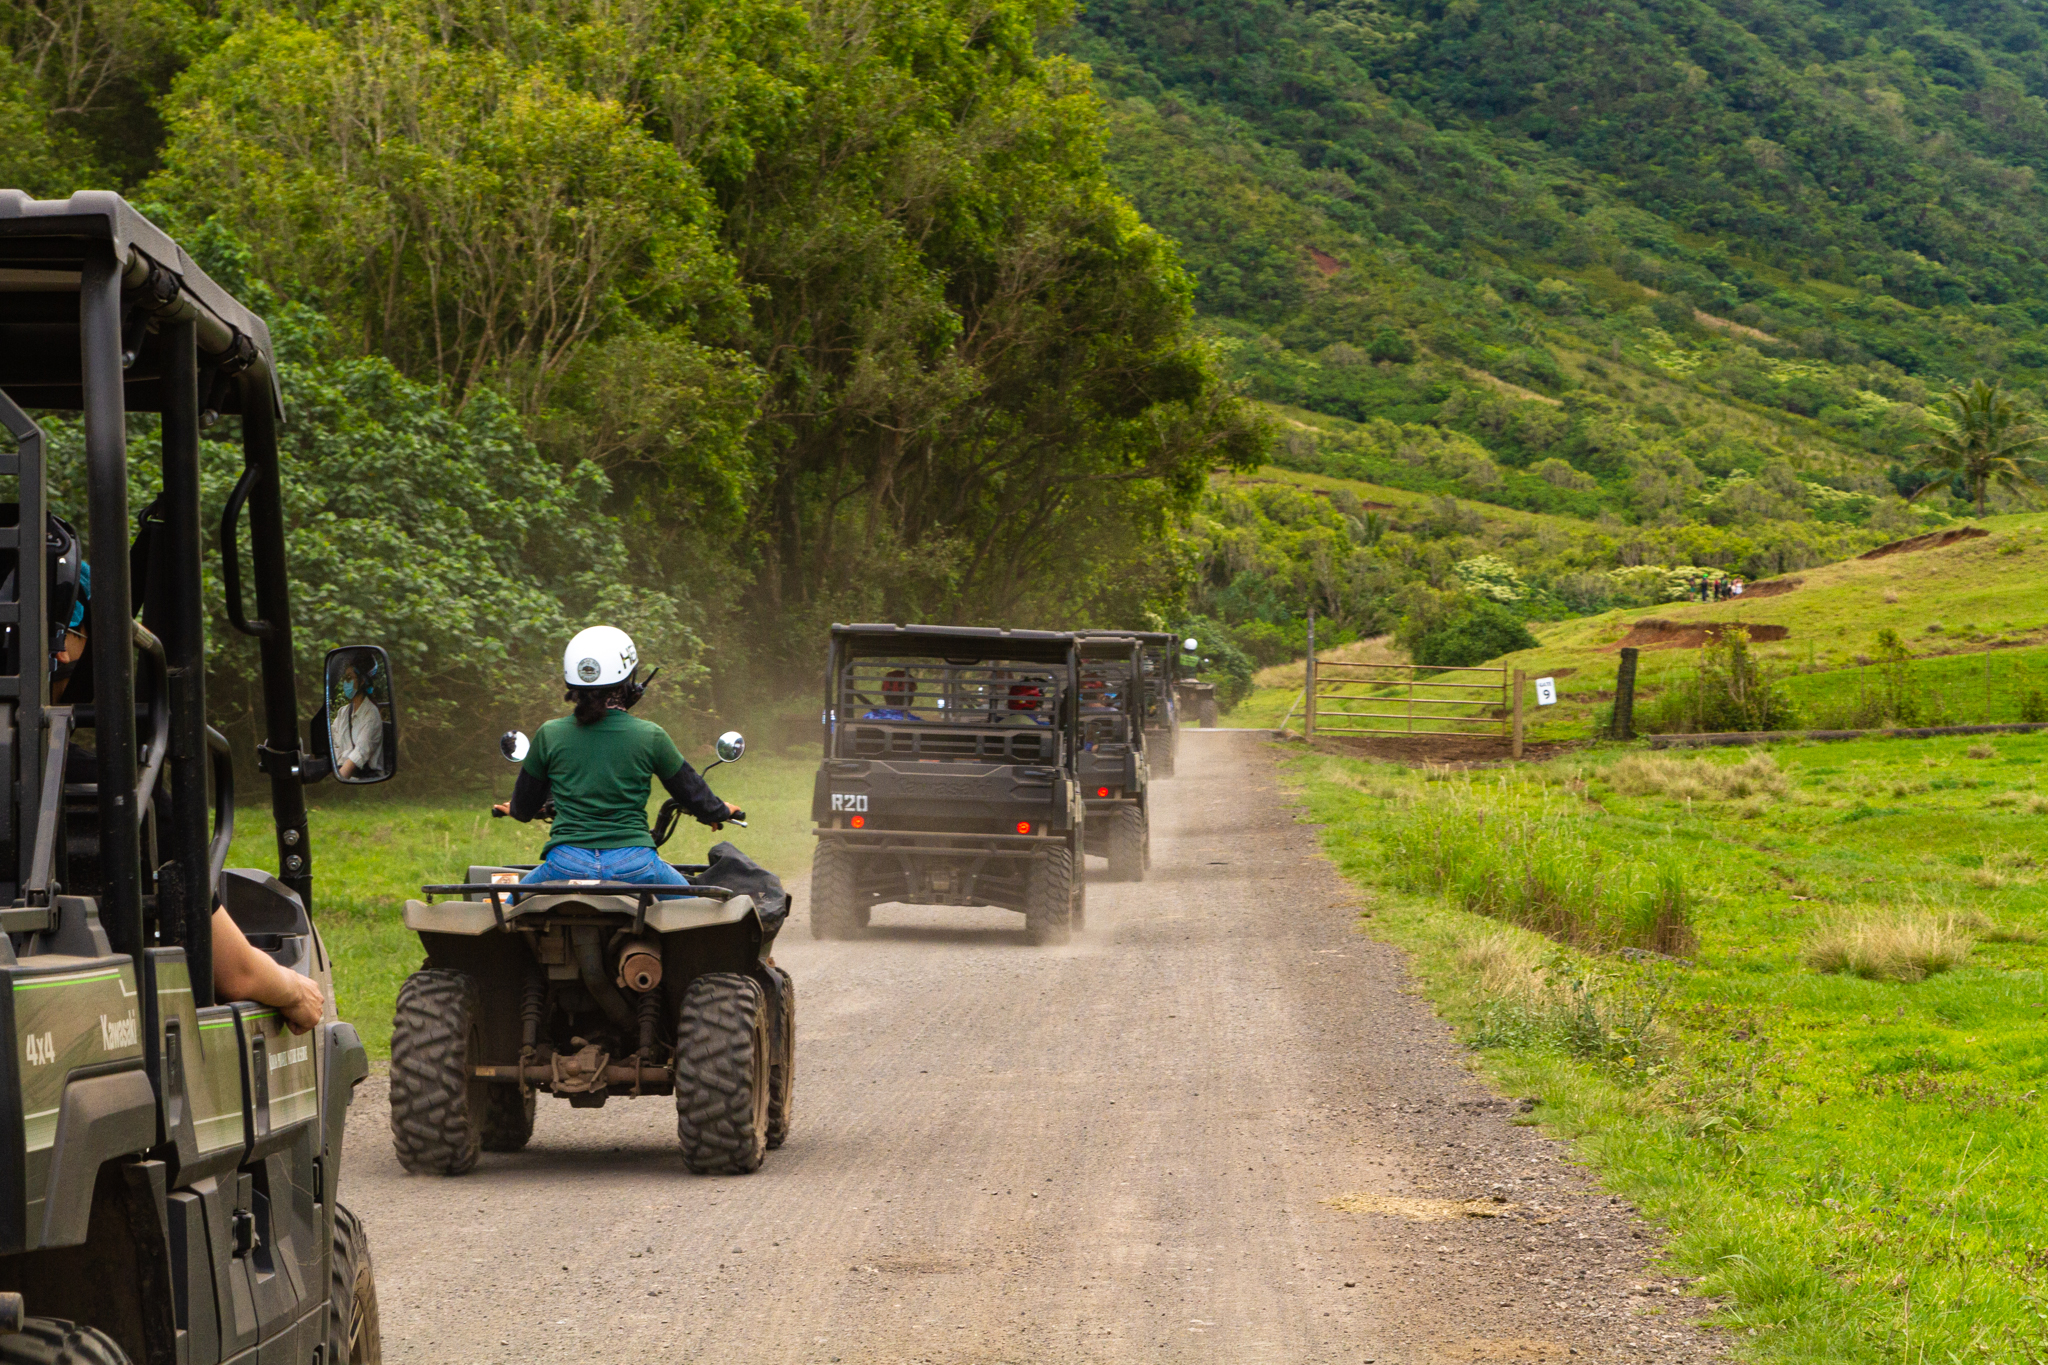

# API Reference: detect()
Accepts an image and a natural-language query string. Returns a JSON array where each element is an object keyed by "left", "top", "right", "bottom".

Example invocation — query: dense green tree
[{"left": 1908, "top": 378, "right": 2046, "bottom": 516}]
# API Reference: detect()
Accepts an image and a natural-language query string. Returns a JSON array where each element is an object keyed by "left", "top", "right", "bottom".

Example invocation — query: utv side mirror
[
  {"left": 323, "top": 645, "right": 398, "bottom": 784},
  {"left": 501, "top": 730, "right": 531, "bottom": 763}
]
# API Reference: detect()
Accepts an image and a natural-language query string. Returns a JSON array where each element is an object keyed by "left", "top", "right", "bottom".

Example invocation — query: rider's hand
[
  {"left": 725, "top": 803, "right": 745, "bottom": 825},
  {"left": 277, "top": 972, "right": 326, "bottom": 1034},
  {"left": 491, "top": 802, "right": 510, "bottom": 818}
]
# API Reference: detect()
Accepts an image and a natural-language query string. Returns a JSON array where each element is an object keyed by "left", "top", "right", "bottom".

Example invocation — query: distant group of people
[{"left": 1687, "top": 574, "right": 1745, "bottom": 602}]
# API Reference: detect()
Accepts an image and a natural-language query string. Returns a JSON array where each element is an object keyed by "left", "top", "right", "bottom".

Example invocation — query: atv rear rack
[{"left": 419, "top": 881, "right": 739, "bottom": 935}]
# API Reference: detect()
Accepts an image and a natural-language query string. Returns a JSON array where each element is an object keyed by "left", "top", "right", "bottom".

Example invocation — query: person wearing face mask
[{"left": 331, "top": 654, "right": 385, "bottom": 780}]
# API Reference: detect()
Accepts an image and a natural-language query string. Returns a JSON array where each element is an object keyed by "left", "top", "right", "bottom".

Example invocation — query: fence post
[
  {"left": 1613, "top": 647, "right": 1640, "bottom": 740},
  {"left": 1304, "top": 640, "right": 1317, "bottom": 743},
  {"left": 1512, "top": 669, "right": 1525, "bottom": 760}
]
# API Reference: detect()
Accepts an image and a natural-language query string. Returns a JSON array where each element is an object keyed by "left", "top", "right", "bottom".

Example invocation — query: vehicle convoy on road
[
  {"left": 809, "top": 625, "right": 1086, "bottom": 946},
  {"left": 1074, "top": 636, "right": 1151, "bottom": 882},
  {"left": 394, "top": 716, "right": 795, "bottom": 1178},
  {"left": 1075, "top": 630, "right": 1185, "bottom": 777},
  {"left": 0, "top": 192, "right": 390, "bottom": 1365}
]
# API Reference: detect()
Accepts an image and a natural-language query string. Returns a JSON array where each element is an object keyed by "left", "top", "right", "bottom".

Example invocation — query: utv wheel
[
  {"left": 1071, "top": 866, "right": 1087, "bottom": 933},
  {"left": 389, "top": 969, "right": 485, "bottom": 1176},
  {"left": 480, "top": 1084, "right": 536, "bottom": 1152},
  {"left": 0, "top": 1321, "right": 130, "bottom": 1364},
  {"left": 1107, "top": 804, "right": 1146, "bottom": 882},
  {"left": 765, "top": 966, "right": 796, "bottom": 1149},
  {"left": 674, "top": 973, "right": 772, "bottom": 1174},
  {"left": 330, "top": 1203, "right": 384, "bottom": 1365},
  {"left": 1025, "top": 846, "right": 1074, "bottom": 946},
  {"left": 1155, "top": 731, "right": 1176, "bottom": 778},
  {"left": 809, "top": 843, "right": 865, "bottom": 940}
]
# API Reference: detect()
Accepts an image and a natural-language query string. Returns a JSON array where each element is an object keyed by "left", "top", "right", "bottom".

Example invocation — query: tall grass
[{"left": 1374, "top": 773, "right": 1698, "bottom": 954}]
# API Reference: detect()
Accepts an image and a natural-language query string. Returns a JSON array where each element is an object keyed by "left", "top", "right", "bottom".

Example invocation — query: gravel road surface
[{"left": 343, "top": 730, "right": 1725, "bottom": 1364}]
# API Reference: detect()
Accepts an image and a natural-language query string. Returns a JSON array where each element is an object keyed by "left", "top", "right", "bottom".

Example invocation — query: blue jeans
[{"left": 522, "top": 845, "right": 691, "bottom": 897}]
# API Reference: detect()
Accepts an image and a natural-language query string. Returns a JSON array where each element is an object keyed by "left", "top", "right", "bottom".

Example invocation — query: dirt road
[{"left": 343, "top": 731, "right": 1725, "bottom": 1363}]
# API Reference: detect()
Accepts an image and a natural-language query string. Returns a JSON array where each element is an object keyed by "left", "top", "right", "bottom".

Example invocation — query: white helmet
[{"left": 563, "top": 626, "right": 638, "bottom": 688}]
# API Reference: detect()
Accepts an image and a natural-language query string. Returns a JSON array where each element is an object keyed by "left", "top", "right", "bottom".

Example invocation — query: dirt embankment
[
  {"left": 1606, "top": 619, "right": 1791, "bottom": 651},
  {"left": 1859, "top": 526, "right": 1988, "bottom": 559},
  {"left": 1735, "top": 576, "right": 1801, "bottom": 599}
]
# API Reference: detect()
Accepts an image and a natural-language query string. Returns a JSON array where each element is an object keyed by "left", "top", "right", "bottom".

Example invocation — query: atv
[
  {"left": 0, "top": 191, "right": 391, "bottom": 1364},
  {"left": 1075, "top": 636, "right": 1151, "bottom": 882},
  {"left": 808, "top": 624, "right": 1085, "bottom": 945},
  {"left": 393, "top": 731, "right": 794, "bottom": 1176}
]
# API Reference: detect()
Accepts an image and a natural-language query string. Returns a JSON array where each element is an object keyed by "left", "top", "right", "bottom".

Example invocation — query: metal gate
[{"left": 1304, "top": 659, "right": 1509, "bottom": 739}]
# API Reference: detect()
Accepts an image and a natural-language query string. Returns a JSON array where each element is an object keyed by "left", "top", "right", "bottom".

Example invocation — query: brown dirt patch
[
  {"left": 1307, "top": 246, "right": 1343, "bottom": 277},
  {"left": 1606, "top": 618, "right": 1790, "bottom": 651},
  {"left": 1307, "top": 733, "right": 1576, "bottom": 766},
  {"left": 1859, "top": 526, "right": 1989, "bottom": 560},
  {"left": 1737, "top": 576, "right": 1802, "bottom": 599}
]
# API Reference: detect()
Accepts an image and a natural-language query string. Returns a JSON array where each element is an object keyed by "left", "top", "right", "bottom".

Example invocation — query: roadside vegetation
[{"left": 1289, "top": 731, "right": 2048, "bottom": 1362}]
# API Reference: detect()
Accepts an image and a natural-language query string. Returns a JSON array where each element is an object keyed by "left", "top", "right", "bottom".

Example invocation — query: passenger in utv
[
  {"left": 212, "top": 907, "right": 325, "bottom": 1032},
  {"left": 492, "top": 625, "right": 744, "bottom": 888}
]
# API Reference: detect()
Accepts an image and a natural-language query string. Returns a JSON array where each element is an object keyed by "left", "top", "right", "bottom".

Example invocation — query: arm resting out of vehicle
[
  {"left": 212, "top": 907, "right": 323, "bottom": 1033},
  {"left": 662, "top": 759, "right": 731, "bottom": 826},
  {"left": 509, "top": 767, "right": 552, "bottom": 822}
]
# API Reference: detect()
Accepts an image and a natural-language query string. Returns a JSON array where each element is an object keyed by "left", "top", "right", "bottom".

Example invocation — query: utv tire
[
  {"left": 1025, "top": 846, "right": 1074, "bottom": 947},
  {"left": 389, "top": 970, "right": 485, "bottom": 1176},
  {"left": 1107, "top": 804, "right": 1146, "bottom": 882},
  {"left": 330, "top": 1203, "right": 384, "bottom": 1365},
  {"left": 0, "top": 1321, "right": 130, "bottom": 1364},
  {"left": 674, "top": 973, "right": 772, "bottom": 1174},
  {"left": 809, "top": 843, "right": 866, "bottom": 940},
  {"left": 1154, "top": 731, "right": 1176, "bottom": 779},
  {"left": 1071, "top": 866, "right": 1087, "bottom": 933},
  {"left": 765, "top": 965, "right": 796, "bottom": 1149},
  {"left": 480, "top": 1084, "right": 535, "bottom": 1152}
]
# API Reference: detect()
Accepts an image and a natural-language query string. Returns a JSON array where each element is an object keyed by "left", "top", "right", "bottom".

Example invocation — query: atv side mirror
[
  {"left": 324, "top": 645, "right": 398, "bottom": 784},
  {"left": 501, "top": 730, "right": 531, "bottom": 763},
  {"left": 710, "top": 730, "right": 745, "bottom": 767}
]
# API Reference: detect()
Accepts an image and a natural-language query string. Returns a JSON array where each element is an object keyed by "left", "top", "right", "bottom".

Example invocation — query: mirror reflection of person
[{"left": 331, "top": 656, "right": 384, "bottom": 779}]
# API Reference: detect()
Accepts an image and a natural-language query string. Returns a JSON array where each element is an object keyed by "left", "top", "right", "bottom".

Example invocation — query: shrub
[
  {"left": 2022, "top": 689, "right": 2048, "bottom": 724},
  {"left": 1411, "top": 601, "right": 1539, "bottom": 668},
  {"left": 1803, "top": 910, "right": 1974, "bottom": 982},
  {"left": 1609, "top": 752, "right": 1789, "bottom": 800},
  {"left": 1637, "top": 627, "right": 1797, "bottom": 734}
]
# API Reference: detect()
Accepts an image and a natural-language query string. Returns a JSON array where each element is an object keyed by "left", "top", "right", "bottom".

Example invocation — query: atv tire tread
[
  {"left": 330, "top": 1202, "right": 383, "bottom": 1365},
  {"left": 765, "top": 966, "right": 796, "bottom": 1149},
  {"left": 479, "top": 1085, "right": 535, "bottom": 1152},
  {"left": 389, "top": 969, "right": 484, "bottom": 1176},
  {"left": 1025, "top": 846, "right": 1074, "bottom": 946},
  {"left": 0, "top": 1319, "right": 131, "bottom": 1364},
  {"left": 674, "top": 973, "right": 771, "bottom": 1174}
]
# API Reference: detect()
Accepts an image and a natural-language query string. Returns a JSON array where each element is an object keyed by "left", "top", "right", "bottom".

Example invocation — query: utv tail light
[
  {"left": 850, "top": 815, "right": 865, "bottom": 829},
  {"left": 1016, "top": 821, "right": 1032, "bottom": 835},
  {"left": 1096, "top": 786, "right": 1110, "bottom": 798}
]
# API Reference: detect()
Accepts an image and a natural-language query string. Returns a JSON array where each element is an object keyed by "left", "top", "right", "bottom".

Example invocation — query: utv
[
  {"left": 393, "top": 734, "right": 793, "bottom": 1176},
  {"left": 0, "top": 192, "right": 395, "bottom": 1364},
  {"left": 1074, "top": 636, "right": 1150, "bottom": 882},
  {"left": 809, "top": 625, "right": 1084, "bottom": 945},
  {"left": 1075, "top": 630, "right": 1185, "bottom": 777}
]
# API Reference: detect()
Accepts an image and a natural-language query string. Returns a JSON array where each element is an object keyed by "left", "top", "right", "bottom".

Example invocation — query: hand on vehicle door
[{"left": 278, "top": 971, "right": 325, "bottom": 1034}]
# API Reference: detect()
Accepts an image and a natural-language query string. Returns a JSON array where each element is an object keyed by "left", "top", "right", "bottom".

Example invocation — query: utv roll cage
[
  {"left": 1074, "top": 629, "right": 1180, "bottom": 727},
  {"left": 0, "top": 191, "right": 317, "bottom": 1006},
  {"left": 822, "top": 624, "right": 1082, "bottom": 762},
  {"left": 1076, "top": 634, "right": 1144, "bottom": 744}
]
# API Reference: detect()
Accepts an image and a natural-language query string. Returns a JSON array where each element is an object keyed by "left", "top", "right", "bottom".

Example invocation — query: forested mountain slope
[{"left": 1059, "top": 0, "right": 2048, "bottom": 650}]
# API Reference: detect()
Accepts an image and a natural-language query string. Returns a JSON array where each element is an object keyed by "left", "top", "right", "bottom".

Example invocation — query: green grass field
[
  {"left": 245, "top": 754, "right": 820, "bottom": 1056},
  {"left": 1286, "top": 729, "right": 2048, "bottom": 1362}
]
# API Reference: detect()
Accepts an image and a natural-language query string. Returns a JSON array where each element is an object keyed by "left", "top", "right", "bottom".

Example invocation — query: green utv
[
  {"left": 809, "top": 625, "right": 1085, "bottom": 945},
  {"left": 1075, "top": 630, "right": 1184, "bottom": 778},
  {"left": 0, "top": 193, "right": 397, "bottom": 1365},
  {"left": 1074, "top": 636, "right": 1150, "bottom": 882}
]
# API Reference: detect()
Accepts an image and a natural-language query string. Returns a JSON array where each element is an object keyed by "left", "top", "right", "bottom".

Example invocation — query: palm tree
[{"left": 1908, "top": 379, "right": 2047, "bottom": 517}]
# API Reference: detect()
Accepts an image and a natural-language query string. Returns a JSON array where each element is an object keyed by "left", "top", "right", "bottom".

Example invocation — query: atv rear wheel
[
  {"left": 0, "top": 1320, "right": 130, "bottom": 1364},
  {"left": 765, "top": 965, "right": 796, "bottom": 1149},
  {"left": 808, "top": 842, "right": 866, "bottom": 940},
  {"left": 674, "top": 973, "right": 772, "bottom": 1174},
  {"left": 1107, "top": 804, "right": 1146, "bottom": 882},
  {"left": 330, "top": 1203, "right": 383, "bottom": 1365},
  {"left": 480, "top": 1085, "right": 535, "bottom": 1152},
  {"left": 1025, "top": 846, "right": 1074, "bottom": 946},
  {"left": 389, "top": 969, "right": 486, "bottom": 1176}
]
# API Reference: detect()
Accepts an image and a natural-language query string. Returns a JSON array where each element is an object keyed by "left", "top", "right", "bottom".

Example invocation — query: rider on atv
[{"left": 491, "top": 626, "right": 744, "bottom": 888}]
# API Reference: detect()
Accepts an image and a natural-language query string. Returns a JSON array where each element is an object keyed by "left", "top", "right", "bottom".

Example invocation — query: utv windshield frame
[
  {"left": 822, "top": 624, "right": 1081, "bottom": 765},
  {"left": 0, "top": 190, "right": 312, "bottom": 1008}
]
